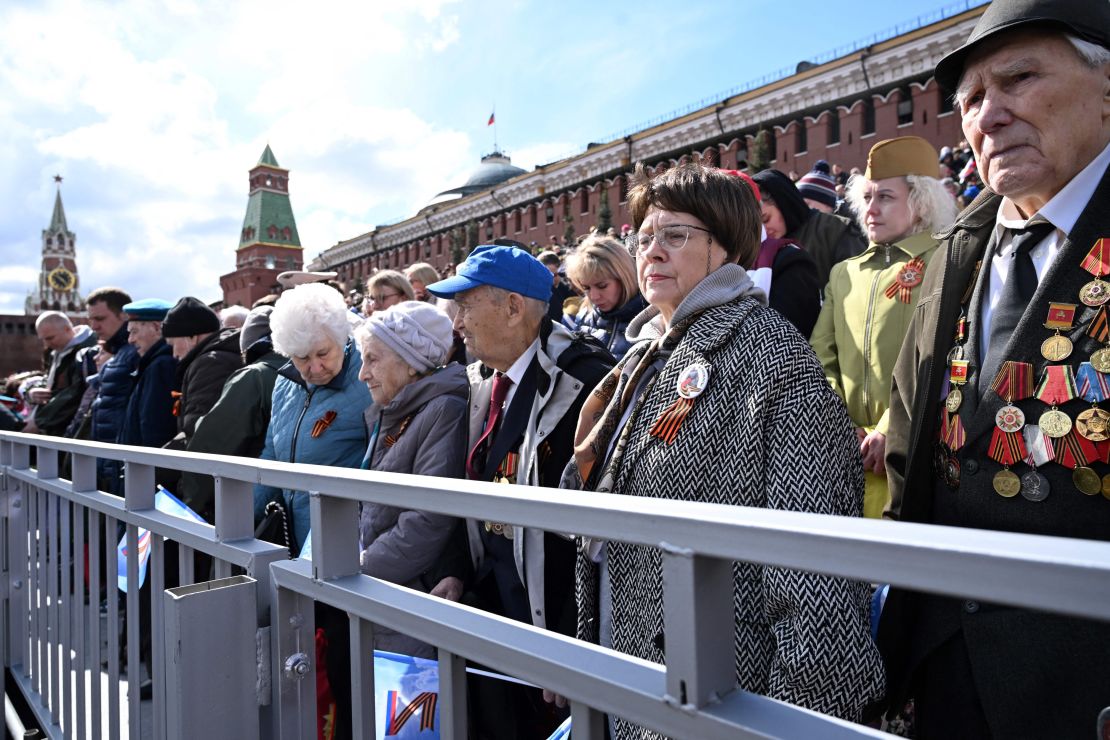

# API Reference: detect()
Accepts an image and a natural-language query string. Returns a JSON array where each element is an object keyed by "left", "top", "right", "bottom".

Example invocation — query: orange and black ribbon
[
  {"left": 988, "top": 425, "right": 1028, "bottom": 466},
  {"left": 171, "top": 390, "right": 182, "bottom": 417},
  {"left": 1052, "top": 431, "right": 1097, "bottom": 470},
  {"left": 311, "top": 410, "right": 338, "bottom": 438},
  {"left": 941, "top": 408, "right": 966, "bottom": 451},
  {"left": 383, "top": 416, "right": 414, "bottom": 448},
  {"left": 1088, "top": 306, "right": 1110, "bottom": 344},
  {"left": 1080, "top": 238, "right": 1110, "bottom": 277},
  {"left": 649, "top": 397, "right": 695, "bottom": 444},
  {"left": 885, "top": 256, "right": 927, "bottom": 303}
]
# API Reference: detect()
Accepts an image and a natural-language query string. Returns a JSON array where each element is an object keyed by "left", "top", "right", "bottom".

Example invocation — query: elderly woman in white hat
[{"left": 354, "top": 300, "right": 469, "bottom": 656}]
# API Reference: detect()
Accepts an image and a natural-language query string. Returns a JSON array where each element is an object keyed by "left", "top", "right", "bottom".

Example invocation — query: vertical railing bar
[
  {"left": 32, "top": 486, "right": 42, "bottom": 694},
  {"left": 74, "top": 504, "right": 87, "bottom": 740},
  {"left": 89, "top": 509, "right": 102, "bottom": 740},
  {"left": 125, "top": 523, "right": 141, "bottom": 737},
  {"left": 437, "top": 648, "right": 467, "bottom": 740},
  {"left": 61, "top": 499, "right": 72, "bottom": 733},
  {"left": 106, "top": 515, "right": 120, "bottom": 740},
  {"left": 348, "top": 615, "right": 375, "bottom": 739},
  {"left": 47, "top": 491, "right": 59, "bottom": 724},
  {"left": 570, "top": 701, "right": 606, "bottom": 740},
  {"left": 214, "top": 559, "right": 231, "bottom": 579},
  {"left": 6, "top": 463, "right": 29, "bottom": 682},
  {"left": 178, "top": 543, "right": 194, "bottom": 586},
  {"left": 151, "top": 534, "right": 165, "bottom": 740}
]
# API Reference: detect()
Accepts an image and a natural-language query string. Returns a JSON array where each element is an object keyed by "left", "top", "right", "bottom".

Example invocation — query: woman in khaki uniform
[{"left": 810, "top": 136, "right": 958, "bottom": 517}]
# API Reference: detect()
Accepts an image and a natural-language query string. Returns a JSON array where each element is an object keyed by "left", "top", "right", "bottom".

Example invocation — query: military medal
[
  {"left": 995, "top": 405, "right": 1025, "bottom": 433},
  {"left": 1034, "top": 365, "right": 1077, "bottom": 438},
  {"left": 1076, "top": 362, "right": 1110, "bottom": 441},
  {"left": 1052, "top": 431, "right": 1101, "bottom": 495},
  {"left": 1040, "top": 303, "right": 1076, "bottom": 361},
  {"left": 1102, "top": 474, "right": 1110, "bottom": 500},
  {"left": 993, "top": 469, "right": 1022, "bottom": 498},
  {"left": 649, "top": 364, "right": 708, "bottom": 444},
  {"left": 1021, "top": 425, "right": 1055, "bottom": 502},
  {"left": 885, "top": 256, "right": 926, "bottom": 303},
  {"left": 1079, "top": 238, "right": 1110, "bottom": 307},
  {"left": 988, "top": 417, "right": 1028, "bottom": 498},
  {"left": 948, "top": 357, "right": 969, "bottom": 413}
]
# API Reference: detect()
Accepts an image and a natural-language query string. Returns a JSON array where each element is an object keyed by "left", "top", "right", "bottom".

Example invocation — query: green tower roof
[
  {"left": 49, "top": 190, "right": 69, "bottom": 233},
  {"left": 258, "top": 144, "right": 279, "bottom": 167},
  {"left": 240, "top": 146, "right": 300, "bottom": 249}
]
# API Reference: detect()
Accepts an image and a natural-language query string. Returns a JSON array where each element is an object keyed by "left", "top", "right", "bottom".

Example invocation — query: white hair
[
  {"left": 35, "top": 311, "right": 72, "bottom": 330},
  {"left": 219, "top": 305, "right": 250, "bottom": 329},
  {"left": 270, "top": 283, "right": 351, "bottom": 358},
  {"left": 846, "top": 173, "right": 960, "bottom": 239},
  {"left": 486, "top": 285, "right": 548, "bottom": 325}
]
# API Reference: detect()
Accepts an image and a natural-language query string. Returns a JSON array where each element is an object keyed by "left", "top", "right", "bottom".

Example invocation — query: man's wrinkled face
[
  {"left": 957, "top": 30, "right": 1110, "bottom": 213},
  {"left": 128, "top": 321, "right": 162, "bottom": 356}
]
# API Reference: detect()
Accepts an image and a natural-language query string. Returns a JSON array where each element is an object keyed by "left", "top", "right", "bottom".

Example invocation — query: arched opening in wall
[
  {"left": 545, "top": 203, "right": 554, "bottom": 224},
  {"left": 896, "top": 86, "right": 914, "bottom": 126},
  {"left": 485, "top": 220, "right": 494, "bottom": 240},
  {"left": 794, "top": 120, "right": 807, "bottom": 154},
  {"left": 529, "top": 204, "right": 537, "bottom": 229},
  {"left": 827, "top": 111, "right": 840, "bottom": 145},
  {"left": 499, "top": 213, "right": 507, "bottom": 235},
  {"left": 579, "top": 189, "right": 589, "bottom": 214},
  {"left": 514, "top": 209, "right": 522, "bottom": 233},
  {"left": 862, "top": 98, "right": 876, "bottom": 135}
]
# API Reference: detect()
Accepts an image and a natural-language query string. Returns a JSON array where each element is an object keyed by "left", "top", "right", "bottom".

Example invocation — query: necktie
[
  {"left": 466, "top": 372, "right": 513, "bottom": 480},
  {"left": 982, "top": 221, "right": 1055, "bottom": 387}
]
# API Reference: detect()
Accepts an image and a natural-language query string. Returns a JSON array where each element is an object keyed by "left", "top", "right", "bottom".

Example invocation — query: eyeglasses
[
  {"left": 368, "top": 292, "right": 401, "bottom": 304},
  {"left": 625, "top": 224, "right": 712, "bottom": 256}
]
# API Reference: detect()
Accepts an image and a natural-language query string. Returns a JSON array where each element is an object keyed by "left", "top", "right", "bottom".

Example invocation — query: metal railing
[{"left": 2, "top": 429, "right": 1109, "bottom": 739}]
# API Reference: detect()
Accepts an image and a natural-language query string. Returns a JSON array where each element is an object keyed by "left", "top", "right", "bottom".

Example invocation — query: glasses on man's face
[
  {"left": 625, "top": 224, "right": 711, "bottom": 256},
  {"left": 369, "top": 292, "right": 401, "bottom": 305}
]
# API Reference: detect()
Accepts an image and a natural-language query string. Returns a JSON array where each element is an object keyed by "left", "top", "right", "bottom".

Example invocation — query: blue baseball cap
[
  {"left": 427, "top": 245, "right": 553, "bottom": 302},
  {"left": 122, "top": 298, "right": 173, "bottom": 322}
]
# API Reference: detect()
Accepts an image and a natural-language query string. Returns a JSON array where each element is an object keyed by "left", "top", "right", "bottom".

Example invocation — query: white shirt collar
[{"left": 997, "top": 140, "right": 1110, "bottom": 233}]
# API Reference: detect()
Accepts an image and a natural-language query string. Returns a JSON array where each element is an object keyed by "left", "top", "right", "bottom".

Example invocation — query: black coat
[
  {"left": 880, "top": 163, "right": 1110, "bottom": 738},
  {"left": 767, "top": 244, "right": 820, "bottom": 338},
  {"left": 174, "top": 329, "right": 244, "bottom": 441},
  {"left": 118, "top": 340, "right": 177, "bottom": 449}
]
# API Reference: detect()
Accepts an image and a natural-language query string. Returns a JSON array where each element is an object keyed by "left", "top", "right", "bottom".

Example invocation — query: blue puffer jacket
[
  {"left": 574, "top": 293, "right": 648, "bottom": 361},
  {"left": 91, "top": 323, "right": 140, "bottom": 445},
  {"left": 118, "top": 339, "right": 178, "bottom": 449},
  {"left": 253, "top": 340, "right": 371, "bottom": 554}
]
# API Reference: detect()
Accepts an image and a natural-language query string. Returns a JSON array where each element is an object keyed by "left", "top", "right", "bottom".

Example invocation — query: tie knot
[
  {"left": 491, "top": 372, "right": 513, "bottom": 405},
  {"left": 1010, "top": 221, "right": 1055, "bottom": 256}
]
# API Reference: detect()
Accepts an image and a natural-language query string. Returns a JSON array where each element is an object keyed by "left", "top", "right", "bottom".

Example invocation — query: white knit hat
[{"left": 365, "top": 301, "right": 454, "bottom": 373}]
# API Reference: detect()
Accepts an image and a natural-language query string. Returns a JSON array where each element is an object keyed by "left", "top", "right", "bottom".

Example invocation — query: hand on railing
[
  {"left": 429, "top": 576, "right": 463, "bottom": 602},
  {"left": 542, "top": 689, "right": 568, "bottom": 708}
]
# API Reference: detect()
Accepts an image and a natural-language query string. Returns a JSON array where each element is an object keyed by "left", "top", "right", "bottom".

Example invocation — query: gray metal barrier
[{"left": 2, "top": 430, "right": 1109, "bottom": 739}]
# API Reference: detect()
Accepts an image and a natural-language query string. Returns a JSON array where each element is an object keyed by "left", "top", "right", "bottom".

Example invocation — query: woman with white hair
[
  {"left": 252, "top": 283, "right": 372, "bottom": 553},
  {"left": 809, "top": 136, "right": 958, "bottom": 518},
  {"left": 354, "top": 301, "right": 468, "bottom": 657}
]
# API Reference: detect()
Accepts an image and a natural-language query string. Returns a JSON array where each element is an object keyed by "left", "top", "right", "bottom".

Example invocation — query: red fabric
[
  {"left": 487, "top": 112, "right": 495, "bottom": 126},
  {"left": 466, "top": 372, "right": 512, "bottom": 479},
  {"left": 753, "top": 238, "right": 799, "bottom": 271},
  {"left": 316, "top": 627, "right": 336, "bottom": 740}
]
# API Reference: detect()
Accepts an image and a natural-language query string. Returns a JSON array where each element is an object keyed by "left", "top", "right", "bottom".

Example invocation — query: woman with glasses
[
  {"left": 565, "top": 235, "right": 647, "bottom": 360},
  {"left": 564, "top": 162, "right": 883, "bottom": 735},
  {"left": 362, "top": 269, "right": 414, "bottom": 316}
]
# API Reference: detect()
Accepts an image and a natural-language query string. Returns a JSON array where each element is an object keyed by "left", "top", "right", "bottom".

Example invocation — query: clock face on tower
[{"left": 48, "top": 267, "right": 75, "bottom": 292}]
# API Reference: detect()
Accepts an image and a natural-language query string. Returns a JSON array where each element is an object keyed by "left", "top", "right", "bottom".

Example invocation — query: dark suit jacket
[{"left": 881, "top": 162, "right": 1110, "bottom": 738}]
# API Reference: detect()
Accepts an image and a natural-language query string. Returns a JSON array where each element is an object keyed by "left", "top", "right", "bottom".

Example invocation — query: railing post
[
  {"left": 71, "top": 453, "right": 97, "bottom": 492},
  {"left": 661, "top": 549, "right": 736, "bottom": 709},
  {"left": 36, "top": 446, "right": 58, "bottom": 480},
  {"left": 215, "top": 477, "right": 255, "bottom": 543},
  {"left": 438, "top": 648, "right": 467, "bottom": 740},
  {"left": 271, "top": 580, "right": 316, "bottom": 740},
  {"left": 308, "top": 492, "right": 360, "bottom": 581}
]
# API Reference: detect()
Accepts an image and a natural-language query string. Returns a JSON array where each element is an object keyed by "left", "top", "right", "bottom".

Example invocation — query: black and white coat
[{"left": 573, "top": 266, "right": 885, "bottom": 736}]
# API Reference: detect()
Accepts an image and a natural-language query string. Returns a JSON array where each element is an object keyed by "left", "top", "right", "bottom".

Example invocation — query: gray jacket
[{"left": 359, "top": 363, "right": 469, "bottom": 657}]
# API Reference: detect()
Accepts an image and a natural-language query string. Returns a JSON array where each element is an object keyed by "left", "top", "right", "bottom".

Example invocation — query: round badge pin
[
  {"left": 676, "top": 364, "right": 709, "bottom": 399},
  {"left": 995, "top": 405, "right": 1026, "bottom": 433},
  {"left": 1020, "top": 470, "right": 1050, "bottom": 502}
]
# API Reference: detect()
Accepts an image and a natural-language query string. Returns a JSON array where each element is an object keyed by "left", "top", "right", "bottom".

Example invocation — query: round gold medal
[
  {"left": 1092, "top": 348, "right": 1110, "bottom": 374},
  {"left": 1040, "top": 334, "right": 1073, "bottom": 362},
  {"left": 1079, "top": 279, "right": 1110, "bottom": 307},
  {"left": 1038, "top": 408, "right": 1072, "bottom": 438},
  {"left": 993, "top": 469, "right": 1021, "bottom": 498},
  {"left": 1102, "top": 474, "right": 1110, "bottom": 501},
  {"left": 1073, "top": 466, "right": 1102, "bottom": 496},
  {"left": 1076, "top": 407, "right": 1110, "bottom": 442},
  {"left": 946, "top": 387, "right": 963, "bottom": 413}
]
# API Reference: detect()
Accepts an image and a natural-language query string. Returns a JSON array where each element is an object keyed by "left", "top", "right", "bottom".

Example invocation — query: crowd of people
[{"left": 3, "top": 0, "right": 1108, "bottom": 736}]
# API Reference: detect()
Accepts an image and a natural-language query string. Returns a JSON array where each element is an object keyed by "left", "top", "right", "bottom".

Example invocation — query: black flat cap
[{"left": 935, "top": 0, "right": 1110, "bottom": 92}]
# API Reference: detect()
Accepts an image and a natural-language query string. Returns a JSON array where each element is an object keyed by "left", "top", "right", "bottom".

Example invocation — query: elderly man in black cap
[
  {"left": 881, "top": 0, "right": 1110, "bottom": 736},
  {"left": 161, "top": 296, "right": 243, "bottom": 448}
]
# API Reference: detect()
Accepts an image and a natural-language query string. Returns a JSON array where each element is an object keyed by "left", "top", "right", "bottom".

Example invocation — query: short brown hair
[
  {"left": 86, "top": 287, "right": 132, "bottom": 314},
  {"left": 627, "top": 162, "right": 761, "bottom": 267}
]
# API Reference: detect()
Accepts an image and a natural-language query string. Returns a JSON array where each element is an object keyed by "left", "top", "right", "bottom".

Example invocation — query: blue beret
[{"left": 122, "top": 298, "right": 173, "bottom": 322}]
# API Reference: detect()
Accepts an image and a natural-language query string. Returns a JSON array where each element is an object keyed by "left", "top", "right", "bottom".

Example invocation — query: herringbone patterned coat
[{"left": 576, "top": 293, "right": 885, "bottom": 738}]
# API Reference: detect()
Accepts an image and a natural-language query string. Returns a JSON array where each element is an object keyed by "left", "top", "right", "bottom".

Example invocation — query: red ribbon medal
[
  {"left": 1051, "top": 431, "right": 1097, "bottom": 470},
  {"left": 650, "top": 364, "right": 708, "bottom": 445},
  {"left": 1034, "top": 365, "right": 1078, "bottom": 406},
  {"left": 988, "top": 425, "right": 1028, "bottom": 466},
  {"left": 311, "top": 410, "right": 338, "bottom": 438},
  {"left": 885, "top": 256, "right": 927, "bottom": 303}
]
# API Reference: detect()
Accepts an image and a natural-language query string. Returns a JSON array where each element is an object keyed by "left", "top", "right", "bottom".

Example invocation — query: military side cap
[
  {"left": 121, "top": 298, "right": 173, "bottom": 321},
  {"left": 935, "top": 0, "right": 1110, "bottom": 92},
  {"left": 865, "top": 137, "right": 939, "bottom": 181}
]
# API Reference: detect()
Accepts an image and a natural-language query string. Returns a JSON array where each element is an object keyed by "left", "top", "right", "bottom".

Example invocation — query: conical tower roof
[
  {"left": 259, "top": 144, "right": 279, "bottom": 167},
  {"left": 49, "top": 190, "right": 68, "bottom": 233}
]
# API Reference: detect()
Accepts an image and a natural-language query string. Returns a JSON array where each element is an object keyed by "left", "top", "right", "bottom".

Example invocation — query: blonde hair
[
  {"left": 846, "top": 174, "right": 959, "bottom": 239},
  {"left": 366, "top": 270, "right": 415, "bottom": 301},
  {"left": 404, "top": 262, "right": 440, "bottom": 288},
  {"left": 565, "top": 236, "right": 637, "bottom": 308}
]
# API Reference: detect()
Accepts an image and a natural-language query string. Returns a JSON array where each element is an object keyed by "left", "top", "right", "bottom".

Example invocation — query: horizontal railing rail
[{"left": 2, "top": 430, "right": 1108, "bottom": 739}]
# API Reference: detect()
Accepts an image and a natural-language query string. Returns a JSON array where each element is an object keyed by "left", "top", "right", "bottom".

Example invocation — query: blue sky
[{"left": 0, "top": 0, "right": 983, "bottom": 312}]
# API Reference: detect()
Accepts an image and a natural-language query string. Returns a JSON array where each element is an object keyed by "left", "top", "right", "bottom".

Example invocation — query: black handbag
[{"left": 254, "top": 500, "right": 294, "bottom": 558}]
